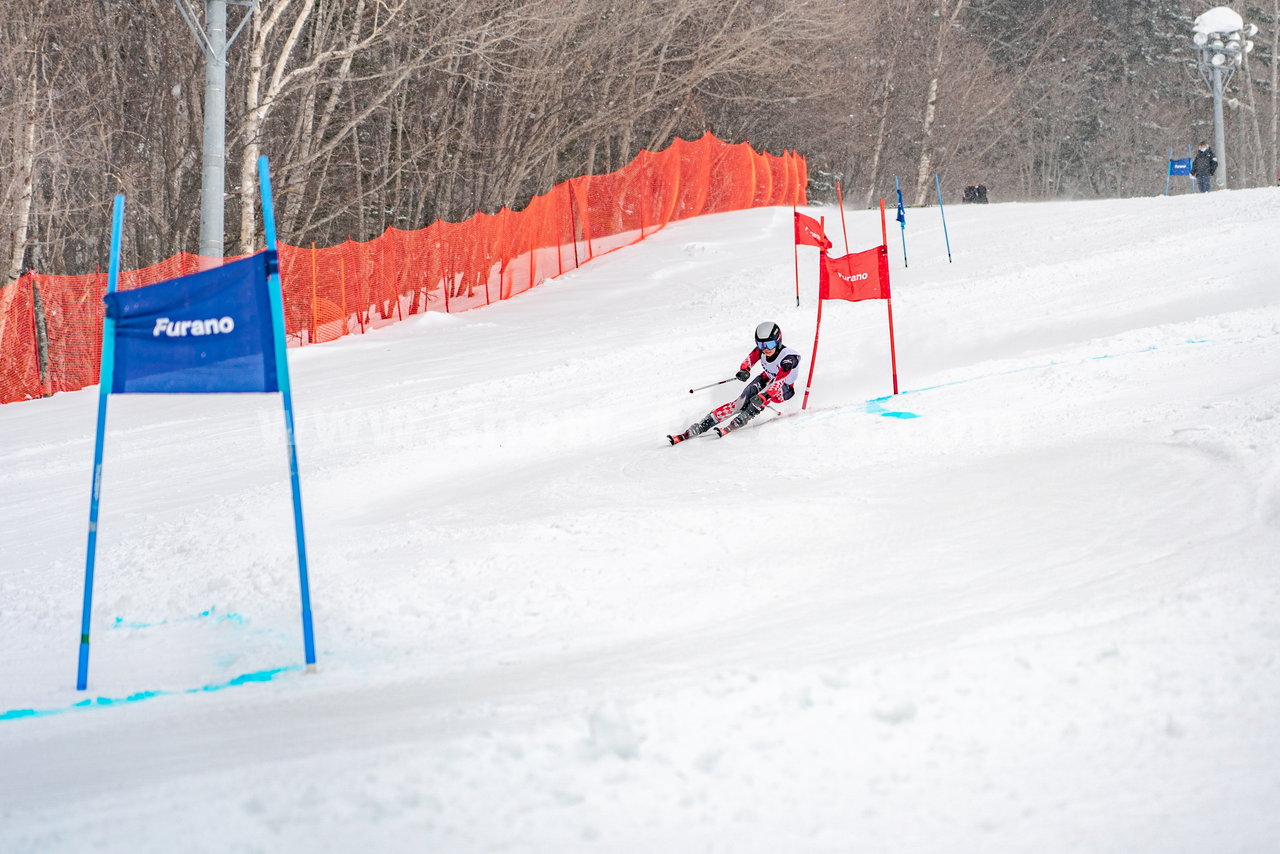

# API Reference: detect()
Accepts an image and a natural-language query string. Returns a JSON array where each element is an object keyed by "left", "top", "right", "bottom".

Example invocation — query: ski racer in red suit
[{"left": 668, "top": 321, "right": 802, "bottom": 443}]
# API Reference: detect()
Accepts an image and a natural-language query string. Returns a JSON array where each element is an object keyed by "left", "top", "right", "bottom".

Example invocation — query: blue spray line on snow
[
  {"left": 5, "top": 604, "right": 296, "bottom": 721},
  {"left": 865, "top": 397, "right": 921, "bottom": 419},
  {"left": 805, "top": 338, "right": 1216, "bottom": 425},
  {"left": 111, "top": 605, "right": 248, "bottom": 631},
  {"left": 0, "top": 665, "right": 301, "bottom": 722}
]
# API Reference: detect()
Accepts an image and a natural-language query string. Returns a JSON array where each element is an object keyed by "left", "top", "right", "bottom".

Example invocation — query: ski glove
[{"left": 736, "top": 369, "right": 751, "bottom": 382}]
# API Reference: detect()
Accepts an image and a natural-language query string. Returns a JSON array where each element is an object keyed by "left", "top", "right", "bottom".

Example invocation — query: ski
[
  {"left": 668, "top": 400, "right": 785, "bottom": 444},
  {"left": 714, "top": 412, "right": 750, "bottom": 437}
]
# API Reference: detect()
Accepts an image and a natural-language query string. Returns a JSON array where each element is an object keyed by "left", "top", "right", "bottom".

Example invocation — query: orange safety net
[
  {"left": 0, "top": 273, "right": 41, "bottom": 402},
  {"left": 1, "top": 132, "right": 806, "bottom": 404}
]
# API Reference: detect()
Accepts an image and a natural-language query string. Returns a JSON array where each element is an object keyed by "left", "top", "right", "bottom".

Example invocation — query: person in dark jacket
[{"left": 1191, "top": 143, "right": 1217, "bottom": 193}]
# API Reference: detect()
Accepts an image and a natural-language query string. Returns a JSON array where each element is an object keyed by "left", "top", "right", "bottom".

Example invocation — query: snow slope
[{"left": 2, "top": 188, "right": 1279, "bottom": 853}]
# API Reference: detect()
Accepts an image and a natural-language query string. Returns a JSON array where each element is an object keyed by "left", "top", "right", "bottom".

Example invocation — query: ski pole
[{"left": 689, "top": 377, "right": 737, "bottom": 393}]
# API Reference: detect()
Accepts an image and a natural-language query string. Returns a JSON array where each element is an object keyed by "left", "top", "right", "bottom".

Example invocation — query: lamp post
[
  {"left": 176, "top": 0, "right": 257, "bottom": 263},
  {"left": 1192, "top": 6, "right": 1256, "bottom": 189}
]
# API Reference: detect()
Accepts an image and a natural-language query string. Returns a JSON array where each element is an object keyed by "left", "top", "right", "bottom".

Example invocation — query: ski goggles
[{"left": 756, "top": 339, "right": 779, "bottom": 351}]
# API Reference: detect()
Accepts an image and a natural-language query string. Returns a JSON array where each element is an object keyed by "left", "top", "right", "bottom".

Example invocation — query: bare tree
[
  {"left": 5, "top": 0, "right": 1279, "bottom": 285},
  {"left": 1, "top": 3, "right": 57, "bottom": 284},
  {"left": 910, "top": 0, "right": 968, "bottom": 205}
]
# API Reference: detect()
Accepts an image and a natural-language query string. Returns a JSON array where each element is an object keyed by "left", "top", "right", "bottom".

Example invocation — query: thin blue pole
[
  {"left": 934, "top": 173, "right": 952, "bottom": 263},
  {"left": 77, "top": 194, "right": 125, "bottom": 691},
  {"left": 893, "top": 176, "right": 908, "bottom": 268},
  {"left": 258, "top": 155, "right": 316, "bottom": 671},
  {"left": 1187, "top": 143, "right": 1195, "bottom": 192}
]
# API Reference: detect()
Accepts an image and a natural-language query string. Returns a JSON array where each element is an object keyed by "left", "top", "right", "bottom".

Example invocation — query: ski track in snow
[{"left": 2, "top": 191, "right": 1280, "bottom": 853}]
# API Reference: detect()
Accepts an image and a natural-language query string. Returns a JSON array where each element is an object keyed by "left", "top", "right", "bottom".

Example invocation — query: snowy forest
[{"left": 3, "top": 0, "right": 1279, "bottom": 278}]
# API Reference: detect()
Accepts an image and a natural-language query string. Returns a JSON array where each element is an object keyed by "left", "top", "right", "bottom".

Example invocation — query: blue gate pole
[
  {"left": 77, "top": 194, "right": 125, "bottom": 691},
  {"left": 258, "top": 156, "right": 317, "bottom": 672},
  {"left": 1187, "top": 144, "right": 1195, "bottom": 192},
  {"left": 893, "top": 176, "right": 908, "bottom": 268},
  {"left": 934, "top": 174, "right": 952, "bottom": 263}
]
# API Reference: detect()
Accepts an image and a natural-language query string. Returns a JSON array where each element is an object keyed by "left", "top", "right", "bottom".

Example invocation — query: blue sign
[
  {"left": 102, "top": 252, "right": 279, "bottom": 394},
  {"left": 895, "top": 189, "right": 906, "bottom": 225},
  {"left": 1169, "top": 158, "right": 1192, "bottom": 176}
]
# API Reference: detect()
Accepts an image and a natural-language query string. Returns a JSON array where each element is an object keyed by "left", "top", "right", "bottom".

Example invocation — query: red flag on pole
[
  {"left": 802, "top": 232, "right": 899, "bottom": 410},
  {"left": 794, "top": 212, "right": 832, "bottom": 250},
  {"left": 820, "top": 245, "right": 890, "bottom": 303}
]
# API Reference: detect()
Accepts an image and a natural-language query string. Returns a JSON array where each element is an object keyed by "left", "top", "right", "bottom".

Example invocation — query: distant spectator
[
  {"left": 1191, "top": 143, "right": 1217, "bottom": 193},
  {"left": 963, "top": 184, "right": 989, "bottom": 204}
]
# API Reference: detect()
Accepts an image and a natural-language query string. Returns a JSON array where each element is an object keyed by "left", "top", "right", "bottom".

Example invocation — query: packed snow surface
[{"left": 3, "top": 187, "right": 1279, "bottom": 853}]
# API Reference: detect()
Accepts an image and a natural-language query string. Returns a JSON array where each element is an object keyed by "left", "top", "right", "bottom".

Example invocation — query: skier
[{"left": 668, "top": 321, "right": 802, "bottom": 443}]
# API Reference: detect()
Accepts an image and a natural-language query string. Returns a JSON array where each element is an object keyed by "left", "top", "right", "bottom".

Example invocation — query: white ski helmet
[{"left": 754, "top": 321, "right": 781, "bottom": 350}]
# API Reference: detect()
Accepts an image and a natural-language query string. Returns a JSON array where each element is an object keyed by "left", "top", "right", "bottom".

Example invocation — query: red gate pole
[
  {"left": 801, "top": 250, "right": 827, "bottom": 411},
  {"left": 815, "top": 216, "right": 826, "bottom": 305},
  {"left": 886, "top": 292, "right": 900, "bottom": 396},
  {"left": 879, "top": 200, "right": 899, "bottom": 395},
  {"left": 792, "top": 203, "right": 800, "bottom": 307},
  {"left": 836, "top": 181, "right": 850, "bottom": 253}
]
